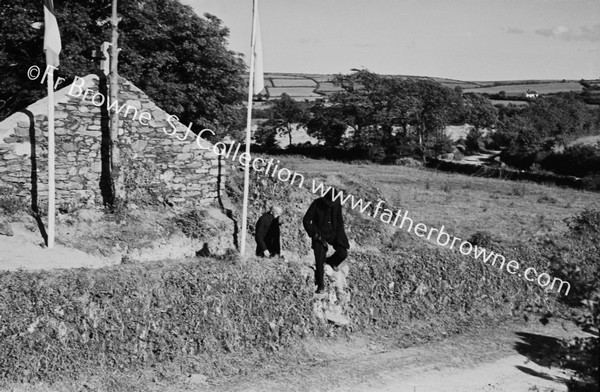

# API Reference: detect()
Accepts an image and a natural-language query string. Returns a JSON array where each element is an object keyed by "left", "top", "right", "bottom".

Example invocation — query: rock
[
  {"left": 325, "top": 305, "right": 350, "bottom": 326},
  {"left": 0, "top": 221, "right": 14, "bottom": 236},
  {"left": 312, "top": 300, "right": 325, "bottom": 321},
  {"left": 188, "top": 374, "right": 209, "bottom": 386}
]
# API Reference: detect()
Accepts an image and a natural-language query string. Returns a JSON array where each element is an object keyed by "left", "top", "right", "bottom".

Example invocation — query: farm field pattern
[{"left": 249, "top": 73, "right": 586, "bottom": 101}]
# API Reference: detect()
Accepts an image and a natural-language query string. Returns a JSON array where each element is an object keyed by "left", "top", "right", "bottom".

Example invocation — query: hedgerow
[
  {"left": 0, "top": 259, "right": 322, "bottom": 383},
  {"left": 0, "top": 236, "right": 562, "bottom": 383},
  {"left": 349, "top": 241, "right": 562, "bottom": 336}
]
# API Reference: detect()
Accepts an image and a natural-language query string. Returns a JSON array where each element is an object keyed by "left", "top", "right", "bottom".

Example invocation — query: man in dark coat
[
  {"left": 255, "top": 205, "right": 282, "bottom": 257},
  {"left": 303, "top": 189, "right": 349, "bottom": 294}
]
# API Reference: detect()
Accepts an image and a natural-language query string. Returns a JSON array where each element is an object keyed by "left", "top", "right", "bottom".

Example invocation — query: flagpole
[
  {"left": 47, "top": 69, "right": 55, "bottom": 248},
  {"left": 240, "top": 0, "right": 259, "bottom": 256}
]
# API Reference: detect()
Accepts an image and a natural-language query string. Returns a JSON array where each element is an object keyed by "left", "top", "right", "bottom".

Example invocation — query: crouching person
[
  {"left": 303, "top": 189, "right": 349, "bottom": 295},
  {"left": 255, "top": 205, "right": 282, "bottom": 257}
]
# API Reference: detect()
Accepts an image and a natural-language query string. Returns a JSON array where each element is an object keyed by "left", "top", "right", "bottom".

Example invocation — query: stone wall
[{"left": 0, "top": 74, "right": 223, "bottom": 209}]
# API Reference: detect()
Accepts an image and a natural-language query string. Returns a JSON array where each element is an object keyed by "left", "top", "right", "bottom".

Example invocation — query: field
[
  {"left": 278, "top": 157, "right": 600, "bottom": 240},
  {"left": 315, "top": 82, "right": 344, "bottom": 94},
  {"left": 490, "top": 99, "right": 530, "bottom": 106},
  {"left": 276, "top": 124, "right": 473, "bottom": 146},
  {"left": 267, "top": 87, "right": 322, "bottom": 100},
  {"left": 248, "top": 73, "right": 587, "bottom": 102},
  {"left": 270, "top": 78, "right": 317, "bottom": 87},
  {"left": 464, "top": 81, "right": 583, "bottom": 95},
  {"left": 569, "top": 133, "right": 600, "bottom": 146}
]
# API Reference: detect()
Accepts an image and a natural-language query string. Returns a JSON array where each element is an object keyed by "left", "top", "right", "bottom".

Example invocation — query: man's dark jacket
[
  {"left": 255, "top": 212, "right": 281, "bottom": 256},
  {"left": 302, "top": 190, "right": 350, "bottom": 249}
]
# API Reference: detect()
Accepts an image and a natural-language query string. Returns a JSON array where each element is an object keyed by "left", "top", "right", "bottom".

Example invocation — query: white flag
[
  {"left": 252, "top": 4, "right": 264, "bottom": 95},
  {"left": 43, "top": 0, "right": 62, "bottom": 67}
]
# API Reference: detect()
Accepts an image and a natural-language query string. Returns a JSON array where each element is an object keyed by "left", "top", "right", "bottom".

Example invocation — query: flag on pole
[
  {"left": 43, "top": 0, "right": 61, "bottom": 249},
  {"left": 43, "top": 0, "right": 61, "bottom": 67},
  {"left": 252, "top": 3, "right": 264, "bottom": 95},
  {"left": 240, "top": 0, "right": 263, "bottom": 255}
]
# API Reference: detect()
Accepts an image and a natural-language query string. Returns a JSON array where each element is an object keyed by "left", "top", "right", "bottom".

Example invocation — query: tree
[
  {"left": 305, "top": 70, "right": 462, "bottom": 161},
  {"left": 494, "top": 94, "right": 600, "bottom": 170},
  {"left": 260, "top": 93, "right": 308, "bottom": 146},
  {"left": 0, "top": 0, "right": 245, "bottom": 129},
  {"left": 305, "top": 100, "right": 347, "bottom": 147},
  {"left": 407, "top": 79, "right": 462, "bottom": 158},
  {"left": 464, "top": 127, "right": 484, "bottom": 154},
  {"left": 462, "top": 93, "right": 497, "bottom": 131}
]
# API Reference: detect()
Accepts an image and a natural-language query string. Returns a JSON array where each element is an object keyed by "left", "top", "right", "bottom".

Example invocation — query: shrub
[
  {"left": 468, "top": 231, "right": 494, "bottom": 248},
  {"left": 464, "top": 127, "right": 484, "bottom": 154},
  {"left": 121, "top": 156, "right": 173, "bottom": 207},
  {"left": 0, "top": 260, "right": 322, "bottom": 383},
  {"left": 541, "top": 143, "right": 600, "bottom": 178},
  {"left": 581, "top": 174, "right": 600, "bottom": 192},
  {"left": 0, "top": 186, "right": 26, "bottom": 215},
  {"left": 172, "top": 209, "right": 212, "bottom": 239},
  {"left": 549, "top": 209, "right": 600, "bottom": 390},
  {"left": 254, "top": 126, "right": 278, "bottom": 151},
  {"left": 427, "top": 135, "right": 455, "bottom": 157}
]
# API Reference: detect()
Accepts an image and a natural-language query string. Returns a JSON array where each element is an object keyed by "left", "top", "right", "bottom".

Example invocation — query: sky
[{"left": 180, "top": 0, "right": 600, "bottom": 81}]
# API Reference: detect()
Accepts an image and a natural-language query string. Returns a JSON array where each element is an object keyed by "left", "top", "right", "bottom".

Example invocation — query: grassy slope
[{"left": 279, "top": 157, "right": 600, "bottom": 242}]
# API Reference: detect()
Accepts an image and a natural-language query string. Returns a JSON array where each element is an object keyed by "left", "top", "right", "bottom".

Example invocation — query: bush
[
  {"left": 427, "top": 135, "right": 455, "bottom": 158},
  {"left": 0, "top": 186, "right": 26, "bottom": 215},
  {"left": 581, "top": 174, "right": 600, "bottom": 192},
  {"left": 0, "top": 260, "right": 321, "bottom": 383},
  {"left": 464, "top": 128, "right": 484, "bottom": 154},
  {"left": 254, "top": 126, "right": 278, "bottom": 151},
  {"left": 120, "top": 157, "right": 173, "bottom": 207},
  {"left": 549, "top": 209, "right": 600, "bottom": 390},
  {"left": 172, "top": 209, "right": 212, "bottom": 239},
  {"left": 541, "top": 143, "right": 600, "bottom": 178},
  {"left": 468, "top": 231, "right": 494, "bottom": 247}
]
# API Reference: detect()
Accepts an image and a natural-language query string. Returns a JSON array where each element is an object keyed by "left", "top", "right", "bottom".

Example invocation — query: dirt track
[{"left": 193, "top": 318, "right": 588, "bottom": 392}]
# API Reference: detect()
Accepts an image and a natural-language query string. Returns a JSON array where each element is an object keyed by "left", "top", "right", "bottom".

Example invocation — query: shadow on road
[
  {"left": 515, "top": 365, "right": 564, "bottom": 383},
  {"left": 514, "top": 332, "right": 564, "bottom": 368}
]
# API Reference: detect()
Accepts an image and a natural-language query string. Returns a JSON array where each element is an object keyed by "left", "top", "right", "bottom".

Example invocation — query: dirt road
[{"left": 193, "top": 319, "right": 587, "bottom": 392}]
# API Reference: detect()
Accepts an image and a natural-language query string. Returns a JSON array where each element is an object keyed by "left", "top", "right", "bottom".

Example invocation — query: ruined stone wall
[{"left": 0, "top": 74, "right": 223, "bottom": 209}]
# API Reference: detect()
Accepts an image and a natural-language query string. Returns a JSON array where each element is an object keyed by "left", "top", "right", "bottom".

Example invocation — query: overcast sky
[{"left": 180, "top": 0, "right": 600, "bottom": 81}]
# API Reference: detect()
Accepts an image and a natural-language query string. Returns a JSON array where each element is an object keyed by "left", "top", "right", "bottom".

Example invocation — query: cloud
[
  {"left": 535, "top": 24, "right": 600, "bottom": 42},
  {"left": 506, "top": 27, "right": 525, "bottom": 35}
]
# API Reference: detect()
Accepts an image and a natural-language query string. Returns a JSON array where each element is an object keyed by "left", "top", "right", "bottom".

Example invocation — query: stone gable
[{"left": 0, "top": 74, "right": 224, "bottom": 209}]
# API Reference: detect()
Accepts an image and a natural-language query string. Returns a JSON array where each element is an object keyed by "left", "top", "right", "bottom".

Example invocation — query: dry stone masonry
[{"left": 0, "top": 74, "right": 223, "bottom": 209}]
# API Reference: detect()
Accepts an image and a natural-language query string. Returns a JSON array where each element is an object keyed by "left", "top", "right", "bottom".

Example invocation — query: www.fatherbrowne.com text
[
  {"left": 31, "top": 64, "right": 570, "bottom": 296},
  {"left": 212, "top": 142, "right": 571, "bottom": 296}
]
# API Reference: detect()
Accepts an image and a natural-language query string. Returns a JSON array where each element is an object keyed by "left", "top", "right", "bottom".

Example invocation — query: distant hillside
[{"left": 245, "top": 72, "right": 590, "bottom": 102}]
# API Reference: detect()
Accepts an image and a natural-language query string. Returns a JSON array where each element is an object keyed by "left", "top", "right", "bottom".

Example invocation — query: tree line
[
  {"left": 256, "top": 70, "right": 600, "bottom": 186},
  {"left": 256, "top": 70, "right": 498, "bottom": 162}
]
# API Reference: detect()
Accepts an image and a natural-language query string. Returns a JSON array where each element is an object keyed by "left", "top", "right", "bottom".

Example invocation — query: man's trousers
[{"left": 313, "top": 241, "right": 347, "bottom": 291}]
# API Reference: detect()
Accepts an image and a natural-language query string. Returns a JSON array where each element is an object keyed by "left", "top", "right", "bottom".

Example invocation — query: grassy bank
[{"left": 0, "top": 244, "right": 565, "bottom": 384}]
